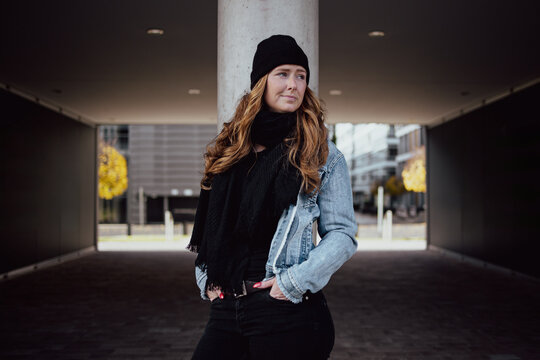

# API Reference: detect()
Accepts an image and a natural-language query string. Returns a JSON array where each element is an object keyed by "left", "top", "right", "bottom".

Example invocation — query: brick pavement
[{"left": 1, "top": 250, "right": 539, "bottom": 360}]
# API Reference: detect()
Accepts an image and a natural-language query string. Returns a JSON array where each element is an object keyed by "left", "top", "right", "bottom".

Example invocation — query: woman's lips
[{"left": 281, "top": 95, "right": 297, "bottom": 100}]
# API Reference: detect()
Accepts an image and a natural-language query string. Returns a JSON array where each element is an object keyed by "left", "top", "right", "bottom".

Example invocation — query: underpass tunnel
[
  {"left": 3, "top": 80, "right": 540, "bottom": 279},
  {"left": 1, "top": 1, "right": 540, "bottom": 358},
  {"left": 427, "top": 83, "right": 540, "bottom": 278},
  {"left": 1, "top": 88, "right": 97, "bottom": 275}
]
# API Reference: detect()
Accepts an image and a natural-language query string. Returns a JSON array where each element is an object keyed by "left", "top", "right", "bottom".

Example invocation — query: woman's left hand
[{"left": 254, "top": 277, "right": 290, "bottom": 301}]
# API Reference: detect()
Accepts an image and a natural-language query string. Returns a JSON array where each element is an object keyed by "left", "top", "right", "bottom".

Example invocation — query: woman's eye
[
  {"left": 297, "top": 74, "right": 306, "bottom": 80},
  {"left": 278, "top": 72, "right": 287, "bottom": 77}
]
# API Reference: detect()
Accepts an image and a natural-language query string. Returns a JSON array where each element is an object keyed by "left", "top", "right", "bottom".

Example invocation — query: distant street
[{"left": 98, "top": 213, "right": 427, "bottom": 252}]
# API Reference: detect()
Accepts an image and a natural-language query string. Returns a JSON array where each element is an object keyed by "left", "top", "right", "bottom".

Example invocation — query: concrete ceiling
[{"left": 1, "top": 0, "right": 539, "bottom": 127}]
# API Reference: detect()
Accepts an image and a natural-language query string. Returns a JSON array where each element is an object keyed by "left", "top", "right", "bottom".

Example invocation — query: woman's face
[{"left": 264, "top": 64, "right": 307, "bottom": 113}]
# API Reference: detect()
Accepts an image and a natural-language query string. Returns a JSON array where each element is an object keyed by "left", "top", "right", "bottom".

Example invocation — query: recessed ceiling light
[
  {"left": 329, "top": 90, "right": 342, "bottom": 96},
  {"left": 188, "top": 89, "right": 201, "bottom": 95},
  {"left": 368, "top": 30, "right": 385, "bottom": 38},
  {"left": 146, "top": 28, "right": 164, "bottom": 36}
]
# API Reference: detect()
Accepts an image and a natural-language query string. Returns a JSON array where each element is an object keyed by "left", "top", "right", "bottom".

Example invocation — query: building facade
[
  {"left": 335, "top": 123, "right": 425, "bottom": 215},
  {"left": 98, "top": 124, "right": 217, "bottom": 224},
  {"left": 395, "top": 124, "right": 426, "bottom": 216}
]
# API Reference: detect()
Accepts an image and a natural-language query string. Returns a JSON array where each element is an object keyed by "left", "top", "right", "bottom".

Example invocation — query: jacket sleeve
[
  {"left": 276, "top": 153, "right": 358, "bottom": 303},
  {"left": 195, "top": 266, "right": 210, "bottom": 300},
  {"left": 190, "top": 188, "right": 211, "bottom": 301}
]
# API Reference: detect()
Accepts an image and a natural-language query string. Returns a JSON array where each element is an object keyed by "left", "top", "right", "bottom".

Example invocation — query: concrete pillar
[{"left": 217, "top": 0, "right": 319, "bottom": 130}]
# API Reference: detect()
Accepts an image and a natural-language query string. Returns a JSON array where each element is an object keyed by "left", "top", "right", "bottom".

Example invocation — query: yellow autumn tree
[
  {"left": 385, "top": 175, "right": 406, "bottom": 196},
  {"left": 98, "top": 143, "right": 128, "bottom": 199},
  {"left": 402, "top": 147, "right": 426, "bottom": 192}
]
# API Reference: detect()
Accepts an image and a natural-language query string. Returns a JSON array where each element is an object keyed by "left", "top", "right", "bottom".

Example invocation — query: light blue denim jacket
[{"left": 195, "top": 140, "right": 358, "bottom": 303}]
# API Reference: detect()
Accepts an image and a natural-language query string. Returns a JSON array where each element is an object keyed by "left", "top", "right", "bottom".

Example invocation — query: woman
[{"left": 188, "top": 35, "right": 357, "bottom": 360}]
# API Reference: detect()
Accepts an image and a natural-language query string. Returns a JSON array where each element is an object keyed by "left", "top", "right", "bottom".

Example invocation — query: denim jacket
[{"left": 195, "top": 140, "right": 358, "bottom": 303}]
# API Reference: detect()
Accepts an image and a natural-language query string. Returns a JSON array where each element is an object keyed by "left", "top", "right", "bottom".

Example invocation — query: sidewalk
[
  {"left": 97, "top": 238, "right": 427, "bottom": 252},
  {"left": 1, "top": 250, "right": 539, "bottom": 359},
  {"left": 98, "top": 220, "right": 427, "bottom": 252}
]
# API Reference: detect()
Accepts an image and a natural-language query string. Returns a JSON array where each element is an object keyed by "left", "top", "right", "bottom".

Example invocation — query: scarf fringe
[{"left": 186, "top": 244, "right": 200, "bottom": 253}]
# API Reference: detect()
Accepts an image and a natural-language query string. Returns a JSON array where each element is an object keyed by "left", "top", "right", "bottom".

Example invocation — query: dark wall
[
  {"left": 0, "top": 89, "right": 96, "bottom": 274},
  {"left": 428, "top": 83, "right": 540, "bottom": 278}
]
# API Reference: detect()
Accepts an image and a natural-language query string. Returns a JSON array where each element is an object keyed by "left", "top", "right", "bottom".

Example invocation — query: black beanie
[{"left": 250, "top": 34, "right": 310, "bottom": 89}]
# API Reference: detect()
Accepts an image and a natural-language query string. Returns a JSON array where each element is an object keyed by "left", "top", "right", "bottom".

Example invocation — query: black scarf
[
  {"left": 251, "top": 109, "right": 298, "bottom": 148},
  {"left": 188, "top": 110, "right": 302, "bottom": 294}
]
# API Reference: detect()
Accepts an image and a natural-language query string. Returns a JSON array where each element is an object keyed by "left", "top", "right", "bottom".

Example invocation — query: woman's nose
[{"left": 286, "top": 75, "right": 297, "bottom": 90}]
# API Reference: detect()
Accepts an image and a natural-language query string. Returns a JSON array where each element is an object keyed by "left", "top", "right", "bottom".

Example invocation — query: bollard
[
  {"left": 377, "top": 186, "right": 384, "bottom": 233},
  {"left": 382, "top": 210, "right": 393, "bottom": 241},
  {"left": 165, "top": 210, "right": 174, "bottom": 242}
]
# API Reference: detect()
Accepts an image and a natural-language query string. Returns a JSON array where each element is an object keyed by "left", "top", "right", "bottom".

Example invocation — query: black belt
[
  {"left": 221, "top": 282, "right": 324, "bottom": 303},
  {"left": 224, "top": 280, "right": 267, "bottom": 298}
]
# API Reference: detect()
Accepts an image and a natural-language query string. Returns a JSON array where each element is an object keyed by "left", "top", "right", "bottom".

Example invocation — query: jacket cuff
[
  {"left": 200, "top": 287, "right": 210, "bottom": 301},
  {"left": 195, "top": 266, "right": 210, "bottom": 301},
  {"left": 276, "top": 267, "right": 304, "bottom": 304}
]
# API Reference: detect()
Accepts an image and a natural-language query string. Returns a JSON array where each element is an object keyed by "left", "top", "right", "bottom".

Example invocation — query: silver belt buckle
[{"left": 233, "top": 281, "right": 247, "bottom": 298}]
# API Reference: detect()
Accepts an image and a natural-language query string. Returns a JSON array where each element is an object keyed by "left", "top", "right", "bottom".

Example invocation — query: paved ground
[
  {"left": 97, "top": 238, "right": 427, "bottom": 252},
  {"left": 97, "top": 220, "right": 427, "bottom": 252},
  {"left": 355, "top": 223, "right": 425, "bottom": 240},
  {"left": 1, "top": 250, "right": 539, "bottom": 360}
]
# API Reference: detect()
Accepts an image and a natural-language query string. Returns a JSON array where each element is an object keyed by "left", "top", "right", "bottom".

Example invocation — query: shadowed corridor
[{"left": 1, "top": 250, "right": 539, "bottom": 360}]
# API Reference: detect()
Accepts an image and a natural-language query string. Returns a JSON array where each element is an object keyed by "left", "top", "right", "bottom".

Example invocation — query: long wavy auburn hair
[{"left": 201, "top": 75, "right": 329, "bottom": 195}]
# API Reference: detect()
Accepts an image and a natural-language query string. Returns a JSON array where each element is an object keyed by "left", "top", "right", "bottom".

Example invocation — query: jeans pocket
[
  {"left": 210, "top": 296, "right": 223, "bottom": 305},
  {"left": 265, "top": 290, "right": 292, "bottom": 304}
]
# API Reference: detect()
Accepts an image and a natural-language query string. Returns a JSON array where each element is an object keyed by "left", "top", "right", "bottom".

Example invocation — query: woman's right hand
[{"left": 206, "top": 288, "right": 222, "bottom": 302}]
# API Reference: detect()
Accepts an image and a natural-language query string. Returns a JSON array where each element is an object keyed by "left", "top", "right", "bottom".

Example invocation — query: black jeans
[{"left": 192, "top": 288, "right": 335, "bottom": 360}]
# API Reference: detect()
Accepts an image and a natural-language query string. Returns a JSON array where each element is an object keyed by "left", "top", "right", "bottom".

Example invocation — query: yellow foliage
[
  {"left": 402, "top": 148, "right": 426, "bottom": 192},
  {"left": 385, "top": 175, "right": 406, "bottom": 196},
  {"left": 98, "top": 143, "right": 128, "bottom": 199}
]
